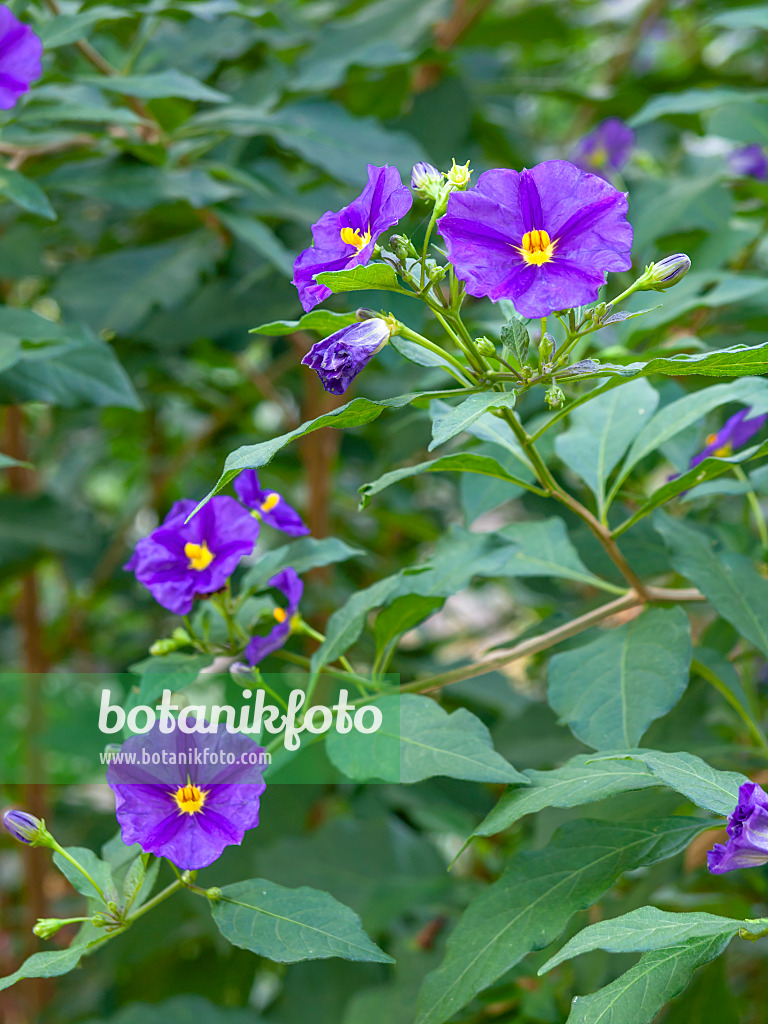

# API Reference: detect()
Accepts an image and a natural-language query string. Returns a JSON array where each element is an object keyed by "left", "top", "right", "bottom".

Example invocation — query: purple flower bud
[
  {"left": 302, "top": 319, "right": 391, "bottom": 395},
  {"left": 708, "top": 782, "right": 768, "bottom": 873},
  {"left": 411, "top": 162, "right": 441, "bottom": 191},
  {"left": 728, "top": 144, "right": 768, "bottom": 181},
  {"left": 648, "top": 253, "right": 691, "bottom": 290},
  {"left": 3, "top": 809, "right": 44, "bottom": 845}
]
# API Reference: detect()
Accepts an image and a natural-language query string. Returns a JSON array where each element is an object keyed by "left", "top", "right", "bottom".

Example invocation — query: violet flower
[
  {"left": 708, "top": 782, "right": 768, "bottom": 873},
  {"left": 3, "top": 809, "right": 44, "bottom": 845},
  {"left": 107, "top": 722, "right": 266, "bottom": 870},
  {"left": 0, "top": 6, "right": 42, "bottom": 110},
  {"left": 437, "top": 160, "right": 633, "bottom": 318},
  {"left": 690, "top": 408, "right": 767, "bottom": 469},
  {"left": 728, "top": 144, "right": 768, "bottom": 181},
  {"left": 293, "top": 164, "right": 412, "bottom": 312},
  {"left": 125, "top": 497, "right": 259, "bottom": 615},
  {"left": 234, "top": 470, "right": 310, "bottom": 537},
  {"left": 302, "top": 318, "right": 390, "bottom": 395},
  {"left": 244, "top": 568, "right": 303, "bottom": 667},
  {"left": 573, "top": 118, "right": 635, "bottom": 176}
]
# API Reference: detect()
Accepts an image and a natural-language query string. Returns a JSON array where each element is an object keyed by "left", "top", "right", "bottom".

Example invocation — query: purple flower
[
  {"left": 292, "top": 164, "right": 412, "bottom": 312},
  {"left": 573, "top": 118, "right": 635, "bottom": 176},
  {"left": 690, "top": 408, "right": 767, "bottom": 469},
  {"left": 438, "top": 160, "right": 633, "bottom": 318},
  {"left": 125, "top": 497, "right": 259, "bottom": 616},
  {"left": 728, "top": 144, "right": 768, "bottom": 181},
  {"left": 3, "top": 809, "right": 43, "bottom": 845},
  {"left": 0, "top": 6, "right": 42, "bottom": 111},
  {"left": 234, "top": 471, "right": 310, "bottom": 537},
  {"left": 107, "top": 722, "right": 266, "bottom": 870},
  {"left": 244, "top": 568, "right": 303, "bottom": 667},
  {"left": 708, "top": 782, "right": 768, "bottom": 873},
  {"left": 302, "top": 318, "right": 390, "bottom": 395}
]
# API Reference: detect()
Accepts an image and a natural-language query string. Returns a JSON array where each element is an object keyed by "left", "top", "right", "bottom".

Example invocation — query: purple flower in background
[
  {"left": 0, "top": 6, "right": 42, "bottom": 110},
  {"left": 728, "top": 144, "right": 768, "bottom": 181},
  {"left": 244, "top": 568, "right": 303, "bottom": 667},
  {"left": 107, "top": 722, "right": 266, "bottom": 870},
  {"left": 3, "top": 809, "right": 44, "bottom": 845},
  {"left": 293, "top": 164, "right": 413, "bottom": 312},
  {"left": 708, "top": 782, "right": 768, "bottom": 873},
  {"left": 573, "top": 118, "right": 635, "bottom": 176},
  {"left": 302, "top": 318, "right": 390, "bottom": 395},
  {"left": 125, "top": 497, "right": 259, "bottom": 615},
  {"left": 234, "top": 470, "right": 310, "bottom": 537},
  {"left": 690, "top": 408, "right": 767, "bottom": 469},
  {"left": 438, "top": 160, "right": 633, "bottom": 318}
]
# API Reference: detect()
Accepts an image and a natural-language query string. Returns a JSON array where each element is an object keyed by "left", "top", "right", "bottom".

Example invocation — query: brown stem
[{"left": 399, "top": 586, "right": 705, "bottom": 694}]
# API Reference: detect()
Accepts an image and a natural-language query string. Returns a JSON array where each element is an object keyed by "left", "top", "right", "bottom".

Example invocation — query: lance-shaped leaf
[
  {"left": 600, "top": 750, "right": 747, "bottom": 817},
  {"left": 415, "top": 816, "right": 712, "bottom": 1024},
  {"left": 325, "top": 694, "right": 527, "bottom": 784},
  {"left": 316, "top": 263, "right": 403, "bottom": 294},
  {"left": 0, "top": 167, "right": 56, "bottom": 220},
  {"left": 472, "top": 754, "right": 659, "bottom": 838},
  {"left": 80, "top": 69, "right": 230, "bottom": 103},
  {"left": 655, "top": 512, "right": 768, "bottom": 658},
  {"left": 555, "top": 379, "right": 659, "bottom": 516},
  {"left": 0, "top": 946, "right": 87, "bottom": 993},
  {"left": 547, "top": 606, "right": 692, "bottom": 749},
  {"left": 241, "top": 537, "right": 363, "bottom": 592},
  {"left": 564, "top": 935, "right": 732, "bottom": 1024},
  {"left": 541, "top": 906, "right": 768, "bottom": 974},
  {"left": 429, "top": 391, "right": 517, "bottom": 450},
  {"left": 567, "top": 341, "right": 768, "bottom": 382},
  {"left": 500, "top": 315, "right": 530, "bottom": 366},
  {"left": 359, "top": 452, "right": 539, "bottom": 509},
  {"left": 210, "top": 879, "right": 393, "bottom": 964},
  {"left": 251, "top": 310, "right": 359, "bottom": 337}
]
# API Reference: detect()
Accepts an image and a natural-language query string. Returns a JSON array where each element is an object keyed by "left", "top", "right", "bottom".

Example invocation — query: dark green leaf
[
  {"left": 315, "top": 263, "right": 402, "bottom": 294},
  {"left": 602, "top": 750, "right": 747, "bottom": 816},
  {"left": 429, "top": 391, "right": 517, "bottom": 450},
  {"left": 0, "top": 168, "right": 56, "bottom": 220},
  {"left": 251, "top": 311, "right": 358, "bottom": 337},
  {"left": 241, "top": 536, "right": 363, "bottom": 592}
]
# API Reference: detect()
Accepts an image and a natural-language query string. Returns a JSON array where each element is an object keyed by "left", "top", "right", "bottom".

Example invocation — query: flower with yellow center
[
  {"left": 260, "top": 492, "right": 281, "bottom": 514},
  {"left": 173, "top": 782, "right": 207, "bottom": 815},
  {"left": 706, "top": 433, "right": 733, "bottom": 458},
  {"left": 339, "top": 226, "right": 372, "bottom": 251},
  {"left": 515, "top": 229, "right": 557, "bottom": 267},
  {"left": 184, "top": 540, "right": 215, "bottom": 572}
]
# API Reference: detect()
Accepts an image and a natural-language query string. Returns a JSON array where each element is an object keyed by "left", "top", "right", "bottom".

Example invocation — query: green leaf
[
  {"left": 241, "top": 536, "right": 363, "bottom": 592},
  {"left": 708, "top": 101, "right": 768, "bottom": 146},
  {"left": 415, "top": 816, "right": 711, "bottom": 1024},
  {"left": 547, "top": 607, "right": 692, "bottom": 749},
  {"left": 500, "top": 315, "right": 530, "bottom": 366},
  {"left": 472, "top": 754, "right": 659, "bottom": 838},
  {"left": 389, "top": 332, "right": 461, "bottom": 372},
  {"left": 80, "top": 70, "right": 230, "bottom": 103},
  {"left": 630, "top": 88, "right": 768, "bottom": 125},
  {"left": 555, "top": 379, "right": 659, "bottom": 516},
  {"left": 359, "top": 452, "right": 537, "bottom": 509},
  {"left": 38, "top": 6, "right": 130, "bottom": 48},
  {"left": 564, "top": 936, "right": 731, "bottom": 1024},
  {"left": 373, "top": 595, "right": 444, "bottom": 669},
  {"left": 53, "top": 847, "right": 114, "bottom": 902},
  {"left": 429, "top": 391, "right": 517, "bottom": 450},
  {"left": 597, "top": 341, "right": 768, "bottom": 381},
  {"left": 655, "top": 512, "right": 768, "bottom": 658},
  {"left": 310, "top": 573, "right": 406, "bottom": 670},
  {"left": 216, "top": 210, "right": 295, "bottom": 277},
  {"left": 326, "top": 693, "right": 528, "bottom": 784},
  {"left": 251, "top": 310, "right": 358, "bottom": 337},
  {"left": 0, "top": 167, "right": 56, "bottom": 220},
  {"left": 710, "top": 6, "right": 768, "bottom": 29},
  {"left": 315, "top": 263, "right": 402, "bottom": 294},
  {"left": 129, "top": 652, "right": 214, "bottom": 704},
  {"left": 477, "top": 517, "right": 626, "bottom": 594},
  {"left": 602, "top": 750, "right": 747, "bottom": 816},
  {"left": 210, "top": 878, "right": 393, "bottom": 964},
  {"left": 0, "top": 946, "right": 87, "bottom": 993}
]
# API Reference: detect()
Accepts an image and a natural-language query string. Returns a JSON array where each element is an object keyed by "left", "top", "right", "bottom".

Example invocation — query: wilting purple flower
[
  {"left": 293, "top": 164, "right": 412, "bottom": 312},
  {"left": 125, "top": 497, "right": 259, "bottom": 616},
  {"left": 234, "top": 471, "right": 309, "bottom": 537},
  {"left": 573, "top": 118, "right": 635, "bottom": 176},
  {"left": 0, "top": 7, "right": 42, "bottom": 111},
  {"left": 438, "top": 160, "right": 633, "bottom": 318},
  {"left": 728, "top": 144, "right": 768, "bottom": 181},
  {"left": 690, "top": 408, "right": 767, "bottom": 469},
  {"left": 244, "top": 568, "right": 303, "bottom": 667},
  {"left": 708, "top": 782, "right": 768, "bottom": 873},
  {"left": 107, "top": 722, "right": 266, "bottom": 870},
  {"left": 302, "top": 318, "right": 390, "bottom": 395},
  {"left": 3, "top": 809, "right": 44, "bottom": 845}
]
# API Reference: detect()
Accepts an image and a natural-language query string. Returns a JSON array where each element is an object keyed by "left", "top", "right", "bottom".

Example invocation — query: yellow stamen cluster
[
  {"left": 706, "top": 433, "right": 732, "bottom": 458},
  {"left": 340, "top": 226, "right": 371, "bottom": 251},
  {"left": 260, "top": 492, "right": 281, "bottom": 513},
  {"left": 173, "top": 783, "right": 207, "bottom": 815},
  {"left": 273, "top": 607, "right": 288, "bottom": 624},
  {"left": 184, "top": 540, "right": 215, "bottom": 571},
  {"left": 516, "top": 229, "right": 556, "bottom": 267}
]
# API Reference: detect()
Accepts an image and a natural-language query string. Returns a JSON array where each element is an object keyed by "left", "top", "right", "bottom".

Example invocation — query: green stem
[
  {"left": 420, "top": 204, "right": 442, "bottom": 290},
  {"left": 396, "top": 324, "right": 473, "bottom": 384},
  {"left": 693, "top": 657, "right": 768, "bottom": 761},
  {"left": 124, "top": 878, "right": 184, "bottom": 924},
  {"left": 51, "top": 841, "right": 108, "bottom": 905},
  {"left": 732, "top": 465, "right": 768, "bottom": 554}
]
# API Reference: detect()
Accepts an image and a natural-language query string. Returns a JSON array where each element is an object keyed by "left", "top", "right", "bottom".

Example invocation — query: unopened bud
[
  {"left": 92, "top": 913, "right": 108, "bottom": 927},
  {"left": 206, "top": 886, "right": 223, "bottom": 902},
  {"left": 149, "top": 637, "right": 180, "bottom": 656},
  {"left": 411, "top": 162, "right": 442, "bottom": 198},
  {"left": 445, "top": 159, "right": 472, "bottom": 190},
  {"left": 538, "top": 332, "right": 555, "bottom": 364},
  {"left": 642, "top": 254, "right": 691, "bottom": 291},
  {"left": 545, "top": 384, "right": 565, "bottom": 409},
  {"left": 33, "top": 918, "right": 68, "bottom": 940},
  {"left": 389, "top": 234, "right": 418, "bottom": 261},
  {"left": 475, "top": 337, "right": 496, "bottom": 357},
  {"left": 3, "top": 809, "right": 52, "bottom": 848}
]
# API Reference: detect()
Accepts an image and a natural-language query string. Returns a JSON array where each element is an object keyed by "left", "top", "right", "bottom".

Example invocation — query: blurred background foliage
[{"left": 4, "top": 0, "right": 768, "bottom": 1021}]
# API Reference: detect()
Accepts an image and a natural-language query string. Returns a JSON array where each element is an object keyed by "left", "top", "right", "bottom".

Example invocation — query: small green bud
[
  {"left": 389, "top": 234, "right": 418, "bottom": 261},
  {"left": 475, "top": 336, "right": 496, "bottom": 357},
  {"left": 545, "top": 384, "right": 565, "bottom": 409},
  {"left": 638, "top": 253, "right": 691, "bottom": 292},
  {"left": 149, "top": 637, "right": 181, "bottom": 656},
  {"left": 106, "top": 900, "right": 119, "bottom": 915},
  {"left": 33, "top": 918, "right": 68, "bottom": 940},
  {"left": 92, "top": 913, "right": 108, "bottom": 927},
  {"left": 445, "top": 159, "right": 472, "bottom": 190},
  {"left": 538, "top": 332, "right": 555, "bottom": 364},
  {"left": 206, "top": 886, "right": 223, "bottom": 902}
]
